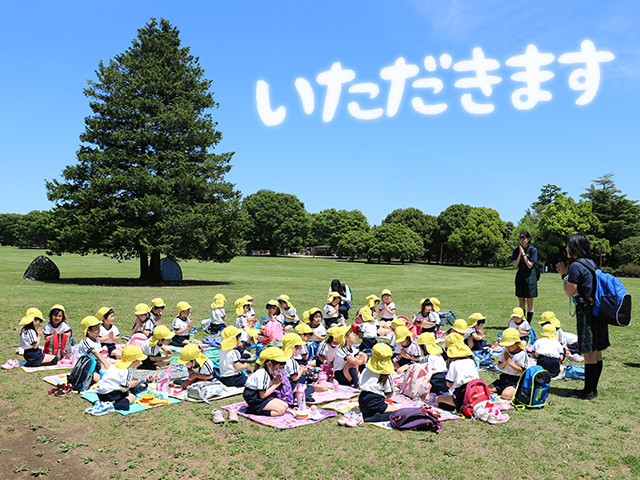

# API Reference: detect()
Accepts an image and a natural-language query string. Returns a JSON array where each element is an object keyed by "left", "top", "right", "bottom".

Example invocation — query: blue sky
[{"left": 1, "top": 1, "right": 638, "bottom": 225}]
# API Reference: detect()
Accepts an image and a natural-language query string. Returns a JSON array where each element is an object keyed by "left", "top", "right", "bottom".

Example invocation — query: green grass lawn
[{"left": 1, "top": 247, "right": 640, "bottom": 479}]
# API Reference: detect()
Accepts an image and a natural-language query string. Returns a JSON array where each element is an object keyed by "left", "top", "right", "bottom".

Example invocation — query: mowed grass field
[{"left": 1, "top": 246, "right": 640, "bottom": 480}]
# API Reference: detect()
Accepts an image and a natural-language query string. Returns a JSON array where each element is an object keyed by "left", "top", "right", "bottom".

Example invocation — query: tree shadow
[{"left": 48, "top": 278, "right": 231, "bottom": 287}]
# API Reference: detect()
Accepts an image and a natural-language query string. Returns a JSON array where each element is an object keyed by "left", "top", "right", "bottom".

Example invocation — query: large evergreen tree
[{"left": 46, "top": 19, "right": 242, "bottom": 282}]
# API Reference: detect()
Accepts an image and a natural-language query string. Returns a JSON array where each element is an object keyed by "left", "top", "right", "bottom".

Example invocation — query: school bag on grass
[
  {"left": 563, "top": 364, "right": 585, "bottom": 380},
  {"left": 43, "top": 333, "right": 71, "bottom": 361},
  {"left": 460, "top": 379, "right": 491, "bottom": 418},
  {"left": 67, "top": 355, "right": 98, "bottom": 392},
  {"left": 389, "top": 406, "right": 441, "bottom": 433},
  {"left": 400, "top": 363, "right": 432, "bottom": 400},
  {"left": 576, "top": 259, "right": 632, "bottom": 327},
  {"left": 511, "top": 365, "right": 550, "bottom": 410},
  {"left": 186, "top": 380, "right": 224, "bottom": 403}
]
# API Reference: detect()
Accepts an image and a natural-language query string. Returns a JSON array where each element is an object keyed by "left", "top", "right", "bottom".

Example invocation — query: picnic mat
[
  {"left": 20, "top": 362, "right": 72, "bottom": 373},
  {"left": 169, "top": 385, "right": 244, "bottom": 401},
  {"left": 307, "top": 384, "right": 359, "bottom": 404},
  {"left": 81, "top": 391, "right": 180, "bottom": 415},
  {"left": 222, "top": 401, "right": 337, "bottom": 429}
]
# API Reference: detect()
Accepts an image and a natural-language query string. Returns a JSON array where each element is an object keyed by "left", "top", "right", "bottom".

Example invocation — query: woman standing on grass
[
  {"left": 512, "top": 231, "right": 538, "bottom": 324},
  {"left": 556, "top": 233, "right": 608, "bottom": 400}
]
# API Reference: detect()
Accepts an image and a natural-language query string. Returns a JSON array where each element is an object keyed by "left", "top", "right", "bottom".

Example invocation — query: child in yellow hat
[
  {"left": 357, "top": 343, "right": 397, "bottom": 423},
  {"left": 317, "top": 326, "right": 340, "bottom": 368},
  {"left": 357, "top": 307, "right": 378, "bottom": 352},
  {"left": 294, "top": 323, "right": 314, "bottom": 365},
  {"left": 393, "top": 326, "right": 421, "bottom": 373},
  {"left": 531, "top": 324, "right": 564, "bottom": 377},
  {"left": 414, "top": 298, "right": 440, "bottom": 335},
  {"left": 139, "top": 325, "right": 174, "bottom": 370},
  {"left": 539, "top": 311, "right": 579, "bottom": 357},
  {"left": 171, "top": 302, "right": 202, "bottom": 347},
  {"left": 234, "top": 298, "right": 251, "bottom": 329},
  {"left": 417, "top": 332, "right": 448, "bottom": 395},
  {"left": 208, "top": 294, "right": 227, "bottom": 335},
  {"left": 436, "top": 342, "right": 479, "bottom": 412},
  {"left": 307, "top": 308, "right": 326, "bottom": 342},
  {"left": 333, "top": 327, "right": 367, "bottom": 388},
  {"left": 282, "top": 333, "right": 318, "bottom": 402},
  {"left": 43, "top": 304, "right": 73, "bottom": 346},
  {"left": 149, "top": 298, "right": 166, "bottom": 326},
  {"left": 176, "top": 343, "right": 214, "bottom": 389},
  {"left": 324, "top": 292, "right": 345, "bottom": 328},
  {"left": 488, "top": 328, "right": 529, "bottom": 400},
  {"left": 19, "top": 311, "right": 59, "bottom": 367},
  {"left": 378, "top": 289, "right": 396, "bottom": 331},
  {"left": 264, "top": 300, "right": 284, "bottom": 342},
  {"left": 508, "top": 307, "right": 531, "bottom": 344},
  {"left": 132, "top": 303, "right": 154, "bottom": 337},
  {"left": 243, "top": 347, "right": 290, "bottom": 416},
  {"left": 96, "top": 307, "right": 121, "bottom": 358},
  {"left": 278, "top": 295, "right": 299, "bottom": 331},
  {"left": 92, "top": 345, "right": 147, "bottom": 414},
  {"left": 79, "top": 315, "right": 111, "bottom": 376},
  {"left": 243, "top": 295, "right": 257, "bottom": 322},
  {"left": 219, "top": 326, "right": 251, "bottom": 387},
  {"left": 465, "top": 313, "right": 487, "bottom": 351}
]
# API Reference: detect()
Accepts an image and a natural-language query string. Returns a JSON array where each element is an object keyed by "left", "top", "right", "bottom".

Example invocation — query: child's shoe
[
  {"left": 211, "top": 408, "right": 225, "bottom": 423},
  {"left": 88, "top": 401, "right": 115, "bottom": 416},
  {"left": 345, "top": 412, "right": 363, "bottom": 427},
  {"left": 228, "top": 409, "right": 239, "bottom": 423},
  {"left": 338, "top": 412, "right": 351, "bottom": 426}
]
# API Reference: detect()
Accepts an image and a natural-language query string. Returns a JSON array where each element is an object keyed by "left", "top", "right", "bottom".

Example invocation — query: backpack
[
  {"left": 511, "top": 365, "right": 550, "bottom": 410},
  {"left": 389, "top": 406, "right": 441, "bottom": 433},
  {"left": 67, "top": 355, "right": 98, "bottom": 392},
  {"left": 43, "top": 333, "right": 71, "bottom": 360},
  {"left": 563, "top": 364, "right": 585, "bottom": 380},
  {"left": 185, "top": 380, "right": 224, "bottom": 403},
  {"left": 127, "top": 333, "right": 149, "bottom": 347},
  {"left": 438, "top": 311, "right": 456, "bottom": 330},
  {"left": 400, "top": 363, "right": 432, "bottom": 400},
  {"left": 460, "top": 379, "right": 491, "bottom": 418},
  {"left": 576, "top": 259, "right": 632, "bottom": 327}
]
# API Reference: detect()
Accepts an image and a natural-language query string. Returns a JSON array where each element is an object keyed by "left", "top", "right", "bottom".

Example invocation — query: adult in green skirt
[{"left": 511, "top": 231, "right": 538, "bottom": 323}]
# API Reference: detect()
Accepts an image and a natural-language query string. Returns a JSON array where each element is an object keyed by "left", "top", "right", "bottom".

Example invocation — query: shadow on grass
[
  {"left": 549, "top": 386, "right": 581, "bottom": 398},
  {"left": 48, "top": 278, "right": 231, "bottom": 287},
  {"left": 623, "top": 362, "right": 640, "bottom": 369}
]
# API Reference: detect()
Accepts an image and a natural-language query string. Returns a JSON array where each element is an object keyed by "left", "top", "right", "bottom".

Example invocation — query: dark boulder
[{"left": 24, "top": 256, "right": 60, "bottom": 281}]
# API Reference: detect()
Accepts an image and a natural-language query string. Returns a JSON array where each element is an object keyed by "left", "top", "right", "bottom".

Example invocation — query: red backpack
[
  {"left": 43, "top": 333, "right": 71, "bottom": 360},
  {"left": 460, "top": 379, "right": 491, "bottom": 418}
]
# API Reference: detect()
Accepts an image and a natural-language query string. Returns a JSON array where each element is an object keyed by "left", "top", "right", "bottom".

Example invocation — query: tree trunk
[
  {"left": 150, "top": 251, "right": 162, "bottom": 283},
  {"left": 139, "top": 251, "right": 149, "bottom": 282}
]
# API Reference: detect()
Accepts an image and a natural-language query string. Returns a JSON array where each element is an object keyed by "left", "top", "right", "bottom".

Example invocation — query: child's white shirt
[
  {"left": 79, "top": 336, "right": 101, "bottom": 356},
  {"left": 557, "top": 328, "right": 577, "bottom": 347},
  {"left": 333, "top": 344, "right": 358, "bottom": 371},
  {"left": 235, "top": 315, "right": 248, "bottom": 329},
  {"left": 317, "top": 341, "right": 338, "bottom": 363},
  {"left": 360, "top": 321, "right": 377, "bottom": 339},
  {"left": 359, "top": 368, "right": 394, "bottom": 396},
  {"left": 43, "top": 321, "right": 71, "bottom": 336},
  {"left": 323, "top": 304, "right": 338, "bottom": 318},
  {"left": 99, "top": 324, "right": 120, "bottom": 345},
  {"left": 415, "top": 312, "right": 440, "bottom": 328},
  {"left": 219, "top": 348, "right": 242, "bottom": 377},
  {"left": 210, "top": 308, "right": 226, "bottom": 326},
  {"left": 499, "top": 349, "right": 528, "bottom": 375},
  {"left": 394, "top": 341, "right": 421, "bottom": 358},
  {"left": 446, "top": 357, "right": 479, "bottom": 391},
  {"left": 140, "top": 340, "right": 162, "bottom": 358},
  {"left": 96, "top": 365, "right": 132, "bottom": 394},
  {"left": 245, "top": 368, "right": 272, "bottom": 391},
  {"left": 507, "top": 318, "right": 531, "bottom": 336},
  {"left": 311, "top": 324, "right": 327, "bottom": 341},
  {"left": 172, "top": 316, "right": 189, "bottom": 334},
  {"left": 378, "top": 301, "right": 397, "bottom": 320},
  {"left": 281, "top": 306, "right": 298, "bottom": 323},
  {"left": 284, "top": 357, "right": 300, "bottom": 378},
  {"left": 190, "top": 359, "right": 215, "bottom": 377},
  {"left": 20, "top": 328, "right": 38, "bottom": 350},
  {"left": 532, "top": 338, "right": 564, "bottom": 359},
  {"left": 426, "top": 354, "right": 447, "bottom": 374}
]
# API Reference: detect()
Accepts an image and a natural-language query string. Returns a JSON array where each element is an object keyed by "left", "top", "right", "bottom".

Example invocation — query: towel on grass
[
  {"left": 222, "top": 401, "right": 337, "bottom": 429},
  {"left": 80, "top": 391, "right": 180, "bottom": 415}
]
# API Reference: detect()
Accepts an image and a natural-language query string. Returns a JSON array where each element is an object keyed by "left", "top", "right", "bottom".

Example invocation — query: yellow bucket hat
[
  {"left": 540, "top": 323, "right": 558, "bottom": 340},
  {"left": 295, "top": 323, "right": 313, "bottom": 335},
  {"left": 134, "top": 303, "right": 150, "bottom": 316},
  {"left": 359, "top": 306, "right": 374, "bottom": 322},
  {"left": 151, "top": 298, "right": 166, "bottom": 308},
  {"left": 266, "top": 299, "right": 279, "bottom": 309},
  {"left": 221, "top": 326, "right": 242, "bottom": 351},
  {"left": 391, "top": 317, "right": 405, "bottom": 329},
  {"left": 418, "top": 298, "right": 428, "bottom": 310},
  {"left": 366, "top": 294, "right": 380, "bottom": 308},
  {"left": 394, "top": 326, "right": 411, "bottom": 344},
  {"left": 243, "top": 295, "right": 254, "bottom": 302},
  {"left": 416, "top": 332, "right": 443, "bottom": 355},
  {"left": 177, "top": 301, "right": 192, "bottom": 312},
  {"left": 96, "top": 306, "right": 113, "bottom": 320},
  {"left": 19, "top": 314, "right": 36, "bottom": 326},
  {"left": 301, "top": 310, "right": 310, "bottom": 324},
  {"left": 308, "top": 307, "right": 321, "bottom": 319},
  {"left": 331, "top": 326, "right": 351, "bottom": 347},
  {"left": 211, "top": 294, "right": 226, "bottom": 309},
  {"left": 277, "top": 295, "right": 292, "bottom": 309},
  {"left": 381, "top": 289, "right": 392, "bottom": 297},
  {"left": 50, "top": 304, "right": 66, "bottom": 313},
  {"left": 234, "top": 298, "right": 249, "bottom": 316},
  {"left": 447, "top": 343, "right": 473, "bottom": 359},
  {"left": 177, "top": 343, "right": 208, "bottom": 366},
  {"left": 116, "top": 345, "right": 147, "bottom": 369},
  {"left": 430, "top": 297, "right": 441, "bottom": 313},
  {"left": 451, "top": 319, "right": 468, "bottom": 335},
  {"left": 367, "top": 343, "right": 394, "bottom": 375},
  {"left": 282, "top": 332, "right": 305, "bottom": 357},
  {"left": 26, "top": 308, "right": 44, "bottom": 321},
  {"left": 256, "top": 346, "right": 290, "bottom": 366},
  {"left": 327, "top": 292, "right": 340, "bottom": 303},
  {"left": 149, "top": 325, "right": 174, "bottom": 346},
  {"left": 243, "top": 327, "right": 258, "bottom": 341},
  {"left": 326, "top": 326, "right": 338, "bottom": 338},
  {"left": 539, "top": 311, "right": 561, "bottom": 329},
  {"left": 81, "top": 315, "right": 101, "bottom": 335},
  {"left": 468, "top": 313, "right": 486, "bottom": 328},
  {"left": 445, "top": 332, "right": 464, "bottom": 348},
  {"left": 500, "top": 328, "right": 526, "bottom": 349},
  {"left": 511, "top": 307, "right": 524, "bottom": 319}
]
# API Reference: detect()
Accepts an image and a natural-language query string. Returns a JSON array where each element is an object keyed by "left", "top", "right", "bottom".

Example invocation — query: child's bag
[
  {"left": 400, "top": 363, "right": 432, "bottom": 400},
  {"left": 563, "top": 364, "right": 585, "bottom": 380},
  {"left": 389, "top": 406, "right": 441, "bottom": 433},
  {"left": 186, "top": 380, "right": 224, "bottom": 403},
  {"left": 511, "top": 365, "right": 551, "bottom": 410},
  {"left": 576, "top": 259, "right": 632, "bottom": 327},
  {"left": 438, "top": 311, "right": 456, "bottom": 330},
  {"left": 43, "top": 333, "right": 71, "bottom": 361},
  {"left": 460, "top": 379, "right": 491, "bottom": 418},
  {"left": 67, "top": 355, "right": 98, "bottom": 392}
]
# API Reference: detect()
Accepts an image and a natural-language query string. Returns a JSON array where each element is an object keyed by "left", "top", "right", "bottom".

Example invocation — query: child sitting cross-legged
[
  {"left": 464, "top": 313, "right": 487, "bottom": 351},
  {"left": 333, "top": 327, "right": 367, "bottom": 388},
  {"left": 19, "top": 309, "right": 58, "bottom": 367},
  {"left": 508, "top": 307, "right": 531, "bottom": 344},
  {"left": 488, "top": 328, "right": 528, "bottom": 400},
  {"left": 176, "top": 343, "right": 215, "bottom": 389},
  {"left": 139, "top": 325, "right": 174, "bottom": 370},
  {"left": 89, "top": 345, "right": 147, "bottom": 415}
]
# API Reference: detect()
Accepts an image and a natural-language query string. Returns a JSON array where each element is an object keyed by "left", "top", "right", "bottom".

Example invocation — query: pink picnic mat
[
  {"left": 222, "top": 401, "right": 337, "bottom": 429},
  {"left": 307, "top": 384, "right": 359, "bottom": 404}
]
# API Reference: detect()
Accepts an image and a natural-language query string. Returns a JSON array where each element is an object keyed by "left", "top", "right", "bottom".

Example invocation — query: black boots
[
  {"left": 570, "top": 362, "right": 600, "bottom": 400},
  {"left": 526, "top": 311, "right": 534, "bottom": 323}
]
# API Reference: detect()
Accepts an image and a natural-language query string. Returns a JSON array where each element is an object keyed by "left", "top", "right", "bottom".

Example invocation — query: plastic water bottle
[
  {"left": 497, "top": 332, "right": 503, "bottom": 343},
  {"left": 295, "top": 384, "right": 306, "bottom": 410},
  {"left": 333, "top": 379, "right": 340, "bottom": 392},
  {"left": 189, "top": 327, "right": 196, "bottom": 341},
  {"left": 101, "top": 345, "right": 109, "bottom": 359}
]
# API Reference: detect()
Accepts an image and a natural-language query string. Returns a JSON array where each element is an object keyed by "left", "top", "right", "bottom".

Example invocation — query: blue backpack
[
  {"left": 67, "top": 355, "right": 98, "bottom": 392},
  {"left": 511, "top": 365, "right": 550, "bottom": 410},
  {"left": 576, "top": 259, "right": 632, "bottom": 327}
]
